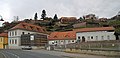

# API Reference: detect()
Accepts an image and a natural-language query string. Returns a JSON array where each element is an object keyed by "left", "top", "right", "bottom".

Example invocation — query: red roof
[
  {"left": 48, "top": 31, "right": 76, "bottom": 40},
  {"left": 0, "top": 33, "right": 8, "bottom": 37},
  {"left": 73, "top": 27, "right": 114, "bottom": 32},
  {"left": 10, "top": 22, "right": 45, "bottom": 33}
]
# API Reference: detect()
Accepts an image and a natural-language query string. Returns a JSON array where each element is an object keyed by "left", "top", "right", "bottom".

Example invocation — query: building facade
[
  {"left": 48, "top": 31, "right": 76, "bottom": 46},
  {"left": 0, "top": 32, "right": 8, "bottom": 49},
  {"left": 76, "top": 27, "right": 116, "bottom": 42},
  {"left": 8, "top": 22, "right": 45, "bottom": 49},
  {"left": 21, "top": 34, "right": 48, "bottom": 49}
]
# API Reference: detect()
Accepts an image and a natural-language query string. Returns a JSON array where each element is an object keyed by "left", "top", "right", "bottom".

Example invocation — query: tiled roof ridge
[{"left": 10, "top": 22, "right": 44, "bottom": 33}]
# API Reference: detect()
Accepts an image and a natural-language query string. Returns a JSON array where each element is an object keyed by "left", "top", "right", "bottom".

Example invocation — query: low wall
[{"left": 64, "top": 49, "right": 120, "bottom": 57}]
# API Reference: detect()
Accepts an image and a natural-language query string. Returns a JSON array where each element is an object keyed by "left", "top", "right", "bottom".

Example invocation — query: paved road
[
  {"left": 0, "top": 49, "right": 65, "bottom": 58},
  {"left": 0, "top": 49, "right": 119, "bottom": 58}
]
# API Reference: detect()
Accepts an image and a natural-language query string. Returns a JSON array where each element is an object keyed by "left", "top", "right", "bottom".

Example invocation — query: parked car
[{"left": 22, "top": 46, "right": 32, "bottom": 50}]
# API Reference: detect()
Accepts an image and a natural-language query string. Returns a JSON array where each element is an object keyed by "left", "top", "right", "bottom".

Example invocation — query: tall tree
[
  {"left": 53, "top": 14, "right": 58, "bottom": 20},
  {"left": 41, "top": 10, "right": 46, "bottom": 20},
  {"left": 34, "top": 13, "right": 38, "bottom": 20}
]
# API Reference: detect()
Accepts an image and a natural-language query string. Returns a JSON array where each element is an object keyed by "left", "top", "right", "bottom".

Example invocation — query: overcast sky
[{"left": 0, "top": 0, "right": 120, "bottom": 23}]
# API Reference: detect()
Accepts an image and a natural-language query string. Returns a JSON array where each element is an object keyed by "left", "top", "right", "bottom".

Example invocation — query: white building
[
  {"left": 48, "top": 31, "right": 76, "bottom": 46},
  {"left": 76, "top": 27, "right": 116, "bottom": 42},
  {"left": 8, "top": 22, "right": 45, "bottom": 49}
]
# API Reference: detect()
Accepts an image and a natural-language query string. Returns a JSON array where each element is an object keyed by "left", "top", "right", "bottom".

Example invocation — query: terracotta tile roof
[
  {"left": 73, "top": 27, "right": 115, "bottom": 32},
  {"left": 0, "top": 32, "right": 8, "bottom": 37},
  {"left": 10, "top": 22, "right": 45, "bottom": 33},
  {"left": 48, "top": 31, "right": 76, "bottom": 40}
]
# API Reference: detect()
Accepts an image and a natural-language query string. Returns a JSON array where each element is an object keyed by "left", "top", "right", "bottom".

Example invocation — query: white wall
[
  {"left": 76, "top": 31, "right": 116, "bottom": 42},
  {"left": 49, "top": 40, "right": 76, "bottom": 45},
  {"left": 8, "top": 29, "right": 40, "bottom": 49}
]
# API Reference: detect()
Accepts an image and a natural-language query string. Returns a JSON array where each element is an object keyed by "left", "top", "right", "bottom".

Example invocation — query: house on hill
[
  {"left": 75, "top": 27, "right": 116, "bottom": 42},
  {"left": 60, "top": 17, "right": 78, "bottom": 24},
  {"left": 8, "top": 22, "right": 46, "bottom": 49}
]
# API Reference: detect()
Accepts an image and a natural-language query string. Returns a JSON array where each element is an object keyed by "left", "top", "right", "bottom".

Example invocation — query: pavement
[
  {"left": 0, "top": 49, "right": 119, "bottom": 58},
  {"left": 0, "top": 49, "right": 65, "bottom": 58}
]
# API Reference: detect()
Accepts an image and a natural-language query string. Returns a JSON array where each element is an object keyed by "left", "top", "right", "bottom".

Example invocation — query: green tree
[
  {"left": 79, "top": 17, "right": 84, "bottom": 21},
  {"left": 53, "top": 14, "right": 58, "bottom": 20},
  {"left": 34, "top": 13, "right": 38, "bottom": 20},
  {"left": 41, "top": 10, "right": 46, "bottom": 20}
]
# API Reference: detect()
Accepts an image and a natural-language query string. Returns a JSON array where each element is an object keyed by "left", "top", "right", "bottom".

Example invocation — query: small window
[
  {"left": 22, "top": 32, "right": 25, "bottom": 35},
  {"left": 15, "top": 31, "right": 17, "bottom": 35},
  {"left": 15, "top": 39, "right": 17, "bottom": 44},
  {"left": 52, "top": 42, "right": 54, "bottom": 44},
  {"left": 96, "top": 36, "right": 98, "bottom": 40},
  {"left": 91, "top": 36, "right": 93, "bottom": 39},
  {"left": 10, "top": 39, "right": 11, "bottom": 44},
  {"left": 107, "top": 35, "right": 110, "bottom": 40},
  {"left": 12, "top": 31, "right": 14, "bottom": 36},
  {"left": 55, "top": 41, "right": 57, "bottom": 43},
  {"left": 12, "top": 39, "right": 14, "bottom": 44},
  {"left": 78, "top": 36, "right": 80, "bottom": 39},
  {"left": 0, "top": 38, "right": 2, "bottom": 42},
  {"left": 101, "top": 36, "right": 104, "bottom": 40},
  {"left": 28, "top": 33, "right": 30, "bottom": 34},
  {"left": 10, "top": 32, "right": 11, "bottom": 36},
  {"left": 72, "top": 40, "right": 74, "bottom": 42}
]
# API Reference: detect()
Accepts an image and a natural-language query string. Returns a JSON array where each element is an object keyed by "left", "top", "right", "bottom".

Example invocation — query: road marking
[
  {"left": 0, "top": 52, "right": 7, "bottom": 58},
  {"left": 4, "top": 51, "right": 20, "bottom": 58}
]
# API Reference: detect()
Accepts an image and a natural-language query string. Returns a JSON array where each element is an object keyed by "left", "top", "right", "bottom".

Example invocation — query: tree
[
  {"left": 79, "top": 17, "right": 84, "bottom": 21},
  {"left": 41, "top": 10, "right": 46, "bottom": 20},
  {"left": 34, "top": 13, "right": 38, "bottom": 20},
  {"left": 53, "top": 14, "right": 58, "bottom": 20}
]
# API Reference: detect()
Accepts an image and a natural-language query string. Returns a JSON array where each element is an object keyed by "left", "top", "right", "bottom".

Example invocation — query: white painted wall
[
  {"left": 48, "top": 40, "right": 76, "bottom": 45},
  {"left": 76, "top": 31, "right": 116, "bottom": 42},
  {"left": 8, "top": 29, "right": 40, "bottom": 49}
]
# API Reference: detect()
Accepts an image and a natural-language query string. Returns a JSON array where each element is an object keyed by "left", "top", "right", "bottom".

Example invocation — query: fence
[{"left": 55, "top": 40, "right": 120, "bottom": 51}]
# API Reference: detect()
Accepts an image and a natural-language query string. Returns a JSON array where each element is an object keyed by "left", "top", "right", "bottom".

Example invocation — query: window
[
  {"left": 101, "top": 36, "right": 104, "bottom": 40},
  {"left": 15, "top": 31, "right": 17, "bottom": 35},
  {"left": 0, "top": 38, "right": 2, "bottom": 42},
  {"left": 15, "top": 39, "right": 17, "bottom": 44},
  {"left": 88, "top": 36, "right": 90, "bottom": 40},
  {"left": 96, "top": 36, "right": 98, "bottom": 40},
  {"left": 91, "top": 36, "right": 93, "bottom": 39},
  {"left": 78, "top": 36, "right": 80, "bottom": 39},
  {"left": 12, "top": 39, "right": 14, "bottom": 44},
  {"left": 72, "top": 40, "right": 74, "bottom": 42},
  {"left": 10, "top": 39, "right": 11, "bottom": 44},
  {"left": 22, "top": 32, "right": 25, "bottom": 35},
  {"left": 55, "top": 41, "right": 57, "bottom": 43},
  {"left": 28, "top": 33, "right": 30, "bottom": 34},
  {"left": 10, "top": 32, "right": 11, "bottom": 36},
  {"left": 107, "top": 35, "right": 110, "bottom": 40},
  {"left": 12, "top": 31, "right": 14, "bottom": 36}
]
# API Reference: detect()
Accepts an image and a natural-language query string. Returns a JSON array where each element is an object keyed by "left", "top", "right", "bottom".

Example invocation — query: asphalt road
[
  {"left": 0, "top": 49, "right": 119, "bottom": 58},
  {"left": 0, "top": 49, "right": 65, "bottom": 58}
]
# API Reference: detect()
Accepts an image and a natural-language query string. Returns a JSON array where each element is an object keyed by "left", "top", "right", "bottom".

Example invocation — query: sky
[{"left": 0, "top": 0, "right": 120, "bottom": 24}]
